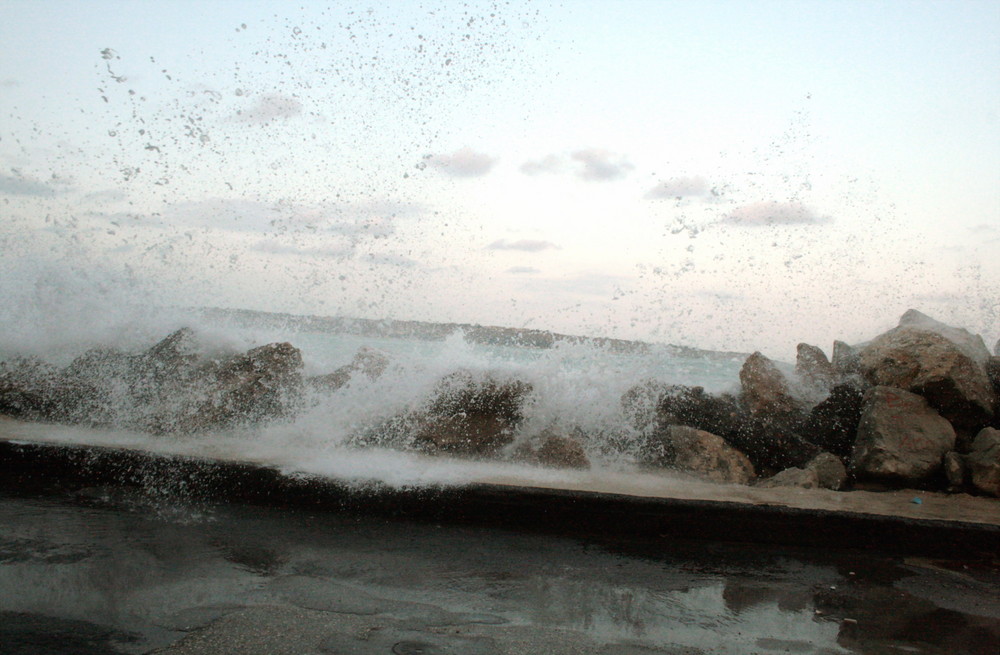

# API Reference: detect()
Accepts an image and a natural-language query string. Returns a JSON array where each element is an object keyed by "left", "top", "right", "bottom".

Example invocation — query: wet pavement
[{"left": 1, "top": 486, "right": 998, "bottom": 655}]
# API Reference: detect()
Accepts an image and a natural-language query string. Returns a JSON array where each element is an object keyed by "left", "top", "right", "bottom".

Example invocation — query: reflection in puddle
[{"left": 0, "top": 490, "right": 997, "bottom": 655}]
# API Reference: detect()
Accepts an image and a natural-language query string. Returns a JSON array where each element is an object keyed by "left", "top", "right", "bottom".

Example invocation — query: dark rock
[
  {"left": 795, "top": 343, "right": 836, "bottom": 392},
  {"left": 832, "top": 340, "right": 861, "bottom": 377},
  {"left": 411, "top": 371, "right": 532, "bottom": 456},
  {"left": 801, "top": 383, "right": 866, "bottom": 459},
  {"left": 943, "top": 451, "right": 966, "bottom": 488},
  {"left": 739, "top": 352, "right": 799, "bottom": 417},
  {"left": 654, "top": 384, "right": 743, "bottom": 437},
  {"left": 641, "top": 425, "right": 755, "bottom": 484},
  {"left": 987, "top": 356, "right": 1000, "bottom": 394},
  {"left": 858, "top": 325, "right": 995, "bottom": 430},
  {"left": 967, "top": 427, "right": 1000, "bottom": 497},
  {"left": 850, "top": 386, "right": 956, "bottom": 484},
  {"left": 621, "top": 379, "right": 674, "bottom": 434},
  {"left": 0, "top": 357, "right": 80, "bottom": 421}
]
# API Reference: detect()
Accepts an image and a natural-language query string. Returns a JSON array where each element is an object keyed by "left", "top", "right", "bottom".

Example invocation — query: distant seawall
[{"left": 191, "top": 306, "right": 747, "bottom": 360}]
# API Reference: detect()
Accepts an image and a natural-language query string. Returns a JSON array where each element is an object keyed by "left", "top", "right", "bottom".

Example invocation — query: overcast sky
[{"left": 1, "top": 0, "right": 998, "bottom": 357}]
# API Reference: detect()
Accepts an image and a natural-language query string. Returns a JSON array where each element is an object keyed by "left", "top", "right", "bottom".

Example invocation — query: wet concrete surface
[{"left": 1, "top": 486, "right": 998, "bottom": 655}]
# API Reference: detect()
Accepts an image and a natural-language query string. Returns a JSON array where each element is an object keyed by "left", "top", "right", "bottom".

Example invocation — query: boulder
[
  {"left": 756, "top": 466, "right": 818, "bottom": 489},
  {"left": 987, "top": 356, "right": 1000, "bottom": 394},
  {"left": 850, "top": 386, "right": 956, "bottom": 484},
  {"left": 795, "top": 343, "right": 836, "bottom": 392},
  {"left": 858, "top": 327, "right": 995, "bottom": 430},
  {"left": 832, "top": 340, "right": 861, "bottom": 377},
  {"left": 897, "top": 309, "right": 992, "bottom": 366},
  {"left": 411, "top": 371, "right": 532, "bottom": 456},
  {"left": 653, "top": 384, "right": 743, "bottom": 437},
  {"left": 800, "top": 383, "right": 866, "bottom": 459},
  {"left": 0, "top": 357, "right": 79, "bottom": 421},
  {"left": 641, "top": 425, "right": 755, "bottom": 484},
  {"left": 517, "top": 431, "right": 590, "bottom": 470},
  {"left": 739, "top": 352, "right": 799, "bottom": 417},
  {"left": 620, "top": 379, "right": 674, "bottom": 434},
  {"left": 967, "top": 427, "right": 1000, "bottom": 497},
  {"left": 807, "top": 452, "right": 848, "bottom": 490},
  {"left": 169, "top": 342, "right": 305, "bottom": 432}
]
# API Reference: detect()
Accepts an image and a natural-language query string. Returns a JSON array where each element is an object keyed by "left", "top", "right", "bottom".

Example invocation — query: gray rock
[
  {"left": 858, "top": 326, "right": 995, "bottom": 430},
  {"left": 806, "top": 452, "right": 847, "bottom": 490},
  {"left": 967, "top": 427, "right": 1000, "bottom": 497},
  {"left": 796, "top": 343, "right": 837, "bottom": 392},
  {"left": 850, "top": 386, "right": 956, "bottom": 483},
  {"left": 943, "top": 451, "right": 966, "bottom": 488},
  {"left": 642, "top": 425, "right": 755, "bottom": 484},
  {"left": 307, "top": 346, "right": 389, "bottom": 393},
  {"left": 757, "top": 466, "right": 818, "bottom": 489}
]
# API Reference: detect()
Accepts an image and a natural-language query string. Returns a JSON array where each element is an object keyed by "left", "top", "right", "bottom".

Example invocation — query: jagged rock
[
  {"left": 801, "top": 383, "right": 866, "bottom": 459},
  {"left": 650, "top": 382, "right": 817, "bottom": 473},
  {"left": 0, "top": 357, "right": 77, "bottom": 421},
  {"left": 308, "top": 347, "right": 390, "bottom": 392},
  {"left": 641, "top": 425, "right": 755, "bottom": 484},
  {"left": 620, "top": 379, "right": 673, "bottom": 434},
  {"left": 740, "top": 352, "right": 799, "bottom": 417},
  {"left": 832, "top": 340, "right": 861, "bottom": 377},
  {"left": 517, "top": 431, "right": 590, "bottom": 470},
  {"left": 807, "top": 452, "right": 848, "bottom": 490},
  {"left": 169, "top": 342, "right": 304, "bottom": 432},
  {"left": 757, "top": 466, "right": 818, "bottom": 489},
  {"left": 850, "top": 386, "right": 956, "bottom": 483},
  {"left": 898, "top": 309, "right": 992, "bottom": 366},
  {"left": 653, "top": 384, "right": 743, "bottom": 437},
  {"left": 943, "top": 451, "right": 966, "bottom": 488},
  {"left": 858, "top": 326, "right": 995, "bottom": 430},
  {"left": 411, "top": 371, "right": 532, "bottom": 456},
  {"left": 796, "top": 343, "right": 836, "bottom": 392},
  {"left": 967, "top": 427, "right": 1000, "bottom": 497},
  {"left": 987, "top": 356, "right": 1000, "bottom": 394}
]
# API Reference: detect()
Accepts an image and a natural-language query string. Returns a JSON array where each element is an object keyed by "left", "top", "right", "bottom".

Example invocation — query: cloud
[
  {"left": 0, "top": 172, "right": 59, "bottom": 197},
  {"left": 363, "top": 252, "right": 420, "bottom": 268},
  {"left": 487, "top": 239, "right": 558, "bottom": 252},
  {"left": 252, "top": 240, "right": 354, "bottom": 259},
  {"left": 233, "top": 93, "right": 303, "bottom": 123},
  {"left": 506, "top": 266, "right": 540, "bottom": 274},
  {"left": 571, "top": 149, "right": 633, "bottom": 181},
  {"left": 520, "top": 154, "right": 562, "bottom": 176},
  {"left": 721, "top": 201, "right": 830, "bottom": 226},
  {"left": 646, "top": 176, "right": 708, "bottom": 199},
  {"left": 1, "top": 79, "right": 19, "bottom": 88},
  {"left": 426, "top": 147, "right": 497, "bottom": 178}
]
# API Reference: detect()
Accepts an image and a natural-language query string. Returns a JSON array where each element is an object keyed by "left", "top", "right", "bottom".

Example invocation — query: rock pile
[
  {"left": 621, "top": 309, "right": 999, "bottom": 496},
  {"left": 1, "top": 310, "right": 998, "bottom": 493}
]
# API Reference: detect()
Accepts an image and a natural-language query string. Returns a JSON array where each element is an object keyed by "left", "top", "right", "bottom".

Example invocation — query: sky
[{"left": 1, "top": 0, "right": 998, "bottom": 358}]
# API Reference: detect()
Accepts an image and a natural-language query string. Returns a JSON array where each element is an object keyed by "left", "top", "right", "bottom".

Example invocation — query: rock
[
  {"left": 898, "top": 309, "right": 992, "bottom": 367},
  {"left": 943, "top": 451, "right": 966, "bottom": 488},
  {"left": 967, "top": 427, "right": 1000, "bottom": 496},
  {"left": 739, "top": 352, "right": 799, "bottom": 417},
  {"left": 995, "top": 338, "right": 999, "bottom": 357},
  {"left": 807, "top": 452, "right": 847, "bottom": 490},
  {"left": 801, "top": 383, "right": 866, "bottom": 459},
  {"left": 0, "top": 357, "right": 77, "bottom": 421},
  {"left": 620, "top": 379, "right": 673, "bottom": 434},
  {"left": 650, "top": 382, "right": 818, "bottom": 473},
  {"left": 308, "top": 347, "right": 390, "bottom": 393},
  {"left": 518, "top": 431, "right": 590, "bottom": 469},
  {"left": 641, "top": 425, "right": 755, "bottom": 484},
  {"left": 412, "top": 371, "right": 532, "bottom": 456},
  {"left": 653, "top": 384, "right": 743, "bottom": 437},
  {"left": 858, "top": 326, "right": 995, "bottom": 430},
  {"left": 832, "top": 340, "right": 861, "bottom": 377},
  {"left": 757, "top": 466, "right": 818, "bottom": 489},
  {"left": 850, "top": 386, "right": 956, "bottom": 484},
  {"left": 171, "top": 342, "right": 305, "bottom": 432},
  {"left": 796, "top": 343, "right": 836, "bottom": 392},
  {"left": 987, "top": 356, "right": 1000, "bottom": 393}
]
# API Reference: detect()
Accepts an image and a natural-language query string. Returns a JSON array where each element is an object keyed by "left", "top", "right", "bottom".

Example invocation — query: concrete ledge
[{"left": 2, "top": 437, "right": 998, "bottom": 557}]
